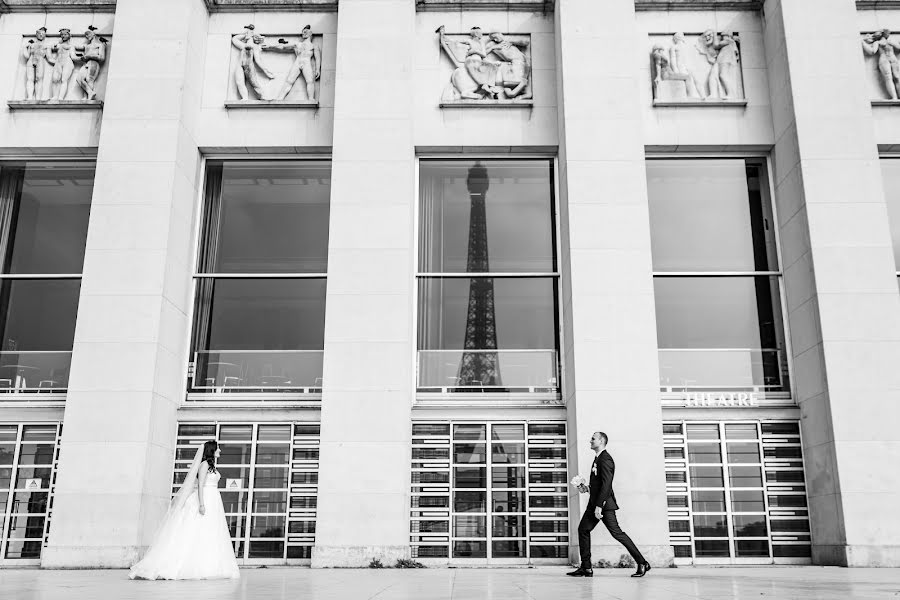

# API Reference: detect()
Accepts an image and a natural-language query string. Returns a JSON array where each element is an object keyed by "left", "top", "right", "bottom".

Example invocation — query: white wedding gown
[{"left": 129, "top": 470, "right": 240, "bottom": 580}]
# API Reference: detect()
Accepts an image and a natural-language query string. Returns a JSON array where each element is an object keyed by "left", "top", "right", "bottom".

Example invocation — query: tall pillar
[
  {"left": 555, "top": 1, "right": 672, "bottom": 565},
  {"left": 764, "top": 0, "right": 900, "bottom": 566},
  {"left": 43, "top": 0, "right": 207, "bottom": 567},
  {"left": 312, "top": 0, "right": 416, "bottom": 567}
]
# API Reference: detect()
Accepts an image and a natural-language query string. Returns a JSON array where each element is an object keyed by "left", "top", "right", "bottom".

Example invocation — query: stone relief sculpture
[
  {"left": 862, "top": 29, "right": 900, "bottom": 101},
  {"left": 227, "top": 24, "right": 322, "bottom": 105},
  {"left": 76, "top": 26, "right": 108, "bottom": 101},
  {"left": 22, "top": 27, "right": 53, "bottom": 101},
  {"left": 262, "top": 25, "right": 321, "bottom": 102},
  {"left": 13, "top": 26, "right": 109, "bottom": 106},
  {"left": 436, "top": 25, "right": 532, "bottom": 104},
  {"left": 650, "top": 31, "right": 744, "bottom": 104},
  {"left": 232, "top": 25, "right": 275, "bottom": 101},
  {"left": 697, "top": 30, "right": 739, "bottom": 100}
]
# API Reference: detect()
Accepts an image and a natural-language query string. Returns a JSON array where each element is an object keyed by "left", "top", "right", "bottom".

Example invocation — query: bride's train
[{"left": 129, "top": 443, "right": 239, "bottom": 581}]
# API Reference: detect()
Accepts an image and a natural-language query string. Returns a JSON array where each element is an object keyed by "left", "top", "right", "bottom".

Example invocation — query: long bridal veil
[
  {"left": 129, "top": 445, "right": 203, "bottom": 579},
  {"left": 171, "top": 445, "right": 203, "bottom": 510}
]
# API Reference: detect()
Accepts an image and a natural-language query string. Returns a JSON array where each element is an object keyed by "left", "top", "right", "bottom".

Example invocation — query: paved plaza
[{"left": 1, "top": 567, "right": 899, "bottom": 600}]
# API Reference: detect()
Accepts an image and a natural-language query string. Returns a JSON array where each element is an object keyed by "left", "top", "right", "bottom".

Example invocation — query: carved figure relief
[
  {"left": 650, "top": 31, "right": 744, "bottom": 104},
  {"left": 862, "top": 30, "right": 900, "bottom": 101},
  {"left": 227, "top": 24, "right": 322, "bottom": 105},
  {"left": 436, "top": 26, "right": 532, "bottom": 105},
  {"left": 13, "top": 26, "right": 109, "bottom": 105}
]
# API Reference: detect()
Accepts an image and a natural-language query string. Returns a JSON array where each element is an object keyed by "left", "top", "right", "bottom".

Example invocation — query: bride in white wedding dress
[{"left": 129, "top": 440, "right": 240, "bottom": 580}]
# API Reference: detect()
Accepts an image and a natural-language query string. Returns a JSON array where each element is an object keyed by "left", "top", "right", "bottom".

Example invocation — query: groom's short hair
[{"left": 593, "top": 431, "right": 608, "bottom": 445}]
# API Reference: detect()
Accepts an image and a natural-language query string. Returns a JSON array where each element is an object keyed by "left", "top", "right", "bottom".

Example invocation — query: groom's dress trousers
[{"left": 578, "top": 449, "right": 646, "bottom": 568}]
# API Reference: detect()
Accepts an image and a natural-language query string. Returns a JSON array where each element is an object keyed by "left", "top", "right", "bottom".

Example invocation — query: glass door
[
  {"left": 174, "top": 422, "right": 319, "bottom": 564},
  {"left": 411, "top": 420, "right": 568, "bottom": 564}
]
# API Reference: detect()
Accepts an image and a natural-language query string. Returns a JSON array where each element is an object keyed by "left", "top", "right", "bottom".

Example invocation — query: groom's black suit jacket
[{"left": 588, "top": 449, "right": 619, "bottom": 511}]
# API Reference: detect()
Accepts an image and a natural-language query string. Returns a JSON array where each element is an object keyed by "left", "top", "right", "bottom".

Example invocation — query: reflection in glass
[
  {"left": 646, "top": 159, "right": 776, "bottom": 272},
  {"left": 492, "top": 467, "right": 525, "bottom": 488},
  {"left": 201, "top": 162, "right": 331, "bottom": 274},
  {"left": 492, "top": 515, "right": 526, "bottom": 537},
  {"left": 191, "top": 278, "right": 326, "bottom": 390},
  {"left": 1, "top": 165, "right": 94, "bottom": 274},
  {"left": 491, "top": 443, "right": 524, "bottom": 464},
  {"left": 0, "top": 280, "right": 80, "bottom": 391},
  {"left": 492, "top": 540, "right": 526, "bottom": 558},
  {"left": 491, "top": 424, "right": 525, "bottom": 440},
  {"left": 689, "top": 466, "right": 723, "bottom": 488},
  {"left": 419, "top": 160, "right": 555, "bottom": 273},
  {"left": 688, "top": 443, "right": 721, "bottom": 464},
  {"left": 453, "top": 424, "right": 486, "bottom": 440},
  {"left": 729, "top": 466, "right": 763, "bottom": 488},
  {"left": 736, "top": 540, "right": 769, "bottom": 557},
  {"left": 492, "top": 491, "right": 524, "bottom": 513},
  {"left": 692, "top": 490, "right": 725, "bottom": 512},
  {"left": 733, "top": 514, "right": 767, "bottom": 537},
  {"left": 453, "top": 444, "right": 486, "bottom": 464},
  {"left": 417, "top": 278, "right": 559, "bottom": 389},
  {"left": 692, "top": 514, "right": 727, "bottom": 537},
  {"left": 695, "top": 539, "right": 729, "bottom": 557},
  {"left": 454, "top": 467, "right": 486, "bottom": 488},
  {"left": 454, "top": 491, "right": 486, "bottom": 513},
  {"left": 727, "top": 442, "right": 760, "bottom": 464},
  {"left": 656, "top": 277, "right": 788, "bottom": 392},
  {"left": 453, "top": 540, "right": 486, "bottom": 558},
  {"left": 453, "top": 515, "right": 486, "bottom": 537}
]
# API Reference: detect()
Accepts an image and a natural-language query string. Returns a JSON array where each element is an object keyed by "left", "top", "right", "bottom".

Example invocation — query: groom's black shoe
[
  {"left": 631, "top": 562, "right": 651, "bottom": 578},
  {"left": 566, "top": 566, "right": 593, "bottom": 577}
]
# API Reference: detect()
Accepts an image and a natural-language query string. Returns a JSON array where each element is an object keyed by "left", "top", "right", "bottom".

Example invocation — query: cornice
[
  {"left": 204, "top": 0, "right": 338, "bottom": 11},
  {"left": 0, "top": 0, "right": 115, "bottom": 12},
  {"left": 417, "top": 0, "right": 554, "bottom": 11},
  {"left": 634, "top": 0, "right": 762, "bottom": 10}
]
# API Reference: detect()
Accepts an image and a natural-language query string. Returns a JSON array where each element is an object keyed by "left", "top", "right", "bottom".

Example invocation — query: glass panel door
[
  {"left": 0, "top": 422, "right": 61, "bottom": 565},
  {"left": 174, "top": 422, "right": 319, "bottom": 564},
  {"left": 410, "top": 421, "right": 568, "bottom": 564},
  {"left": 664, "top": 420, "right": 810, "bottom": 564}
]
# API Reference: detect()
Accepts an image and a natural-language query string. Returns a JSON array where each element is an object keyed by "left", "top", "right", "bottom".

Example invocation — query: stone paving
[{"left": 1, "top": 566, "right": 900, "bottom": 599}]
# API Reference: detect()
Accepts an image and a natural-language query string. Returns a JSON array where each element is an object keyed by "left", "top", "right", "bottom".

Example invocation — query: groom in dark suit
[{"left": 567, "top": 431, "right": 651, "bottom": 578}]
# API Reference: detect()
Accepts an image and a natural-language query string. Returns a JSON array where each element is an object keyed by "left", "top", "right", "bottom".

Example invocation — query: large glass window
[
  {"left": 664, "top": 421, "right": 810, "bottom": 564},
  {"left": 647, "top": 159, "right": 790, "bottom": 396},
  {"left": 410, "top": 421, "right": 569, "bottom": 563},
  {"left": 416, "top": 160, "right": 560, "bottom": 394},
  {"left": 0, "top": 423, "right": 61, "bottom": 563},
  {"left": 879, "top": 159, "right": 900, "bottom": 281},
  {"left": 174, "top": 422, "right": 319, "bottom": 563},
  {"left": 0, "top": 164, "right": 93, "bottom": 396},
  {"left": 189, "top": 161, "right": 330, "bottom": 396}
]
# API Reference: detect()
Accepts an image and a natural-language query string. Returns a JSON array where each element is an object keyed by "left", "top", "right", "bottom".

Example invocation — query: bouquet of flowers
[{"left": 571, "top": 475, "right": 588, "bottom": 493}]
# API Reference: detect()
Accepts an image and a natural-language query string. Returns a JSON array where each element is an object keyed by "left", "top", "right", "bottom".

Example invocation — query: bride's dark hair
[{"left": 202, "top": 440, "right": 218, "bottom": 473}]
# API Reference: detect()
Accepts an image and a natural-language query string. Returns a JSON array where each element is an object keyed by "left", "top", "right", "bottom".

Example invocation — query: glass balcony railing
[
  {"left": 191, "top": 350, "right": 324, "bottom": 393},
  {"left": 0, "top": 351, "right": 72, "bottom": 394},
  {"left": 658, "top": 348, "right": 788, "bottom": 392},
  {"left": 417, "top": 349, "right": 559, "bottom": 392}
]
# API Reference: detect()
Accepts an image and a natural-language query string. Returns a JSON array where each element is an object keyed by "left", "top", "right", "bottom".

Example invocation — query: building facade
[{"left": 0, "top": 0, "right": 897, "bottom": 569}]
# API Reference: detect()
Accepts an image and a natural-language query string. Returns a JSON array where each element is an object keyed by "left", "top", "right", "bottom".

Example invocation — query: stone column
[
  {"left": 764, "top": 0, "right": 900, "bottom": 567},
  {"left": 312, "top": 0, "right": 416, "bottom": 567},
  {"left": 43, "top": 0, "right": 207, "bottom": 567},
  {"left": 555, "top": 1, "right": 672, "bottom": 566}
]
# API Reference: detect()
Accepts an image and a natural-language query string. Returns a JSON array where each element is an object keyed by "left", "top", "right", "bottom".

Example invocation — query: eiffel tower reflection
[{"left": 457, "top": 162, "right": 501, "bottom": 387}]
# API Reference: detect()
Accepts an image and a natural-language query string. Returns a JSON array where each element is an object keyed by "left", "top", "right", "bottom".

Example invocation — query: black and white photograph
[{"left": 0, "top": 0, "right": 898, "bottom": 599}]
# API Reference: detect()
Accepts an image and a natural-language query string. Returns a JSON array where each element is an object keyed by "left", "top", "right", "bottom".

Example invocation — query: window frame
[
  {"left": 185, "top": 155, "right": 331, "bottom": 405},
  {"left": 412, "top": 155, "right": 565, "bottom": 404},
  {"left": 646, "top": 154, "right": 796, "bottom": 405},
  {"left": 0, "top": 159, "right": 96, "bottom": 400},
  {"left": 877, "top": 154, "right": 900, "bottom": 279}
]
